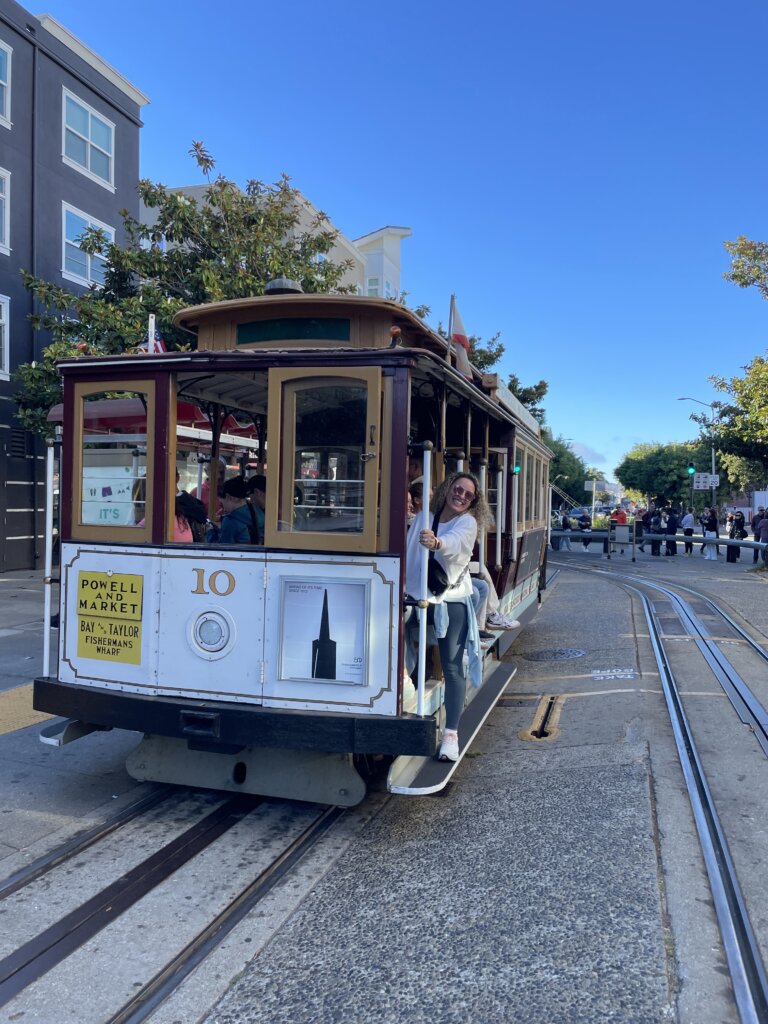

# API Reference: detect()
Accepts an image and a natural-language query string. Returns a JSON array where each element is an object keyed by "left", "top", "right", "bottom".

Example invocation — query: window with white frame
[
  {"left": 366, "top": 277, "right": 379, "bottom": 297},
  {"left": 0, "top": 295, "right": 9, "bottom": 378},
  {"left": 0, "top": 40, "right": 11, "bottom": 128},
  {"left": 62, "top": 89, "right": 114, "bottom": 189},
  {"left": 0, "top": 168, "right": 8, "bottom": 254},
  {"left": 62, "top": 204, "right": 114, "bottom": 286}
]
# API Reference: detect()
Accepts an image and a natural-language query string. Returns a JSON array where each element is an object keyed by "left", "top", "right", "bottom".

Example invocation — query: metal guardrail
[{"left": 550, "top": 529, "right": 767, "bottom": 553}]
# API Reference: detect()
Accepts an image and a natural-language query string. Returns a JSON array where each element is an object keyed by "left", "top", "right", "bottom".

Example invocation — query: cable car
[{"left": 34, "top": 288, "right": 552, "bottom": 804}]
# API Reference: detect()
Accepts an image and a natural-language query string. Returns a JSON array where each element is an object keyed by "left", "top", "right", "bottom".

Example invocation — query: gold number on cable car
[{"left": 191, "top": 569, "right": 236, "bottom": 597}]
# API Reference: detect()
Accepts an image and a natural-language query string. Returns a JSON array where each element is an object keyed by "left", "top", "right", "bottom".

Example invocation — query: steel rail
[
  {"left": 107, "top": 804, "right": 345, "bottom": 1024},
  {"left": 592, "top": 568, "right": 768, "bottom": 755},
  {"left": 0, "top": 785, "right": 176, "bottom": 902},
  {"left": 0, "top": 795, "right": 261, "bottom": 1008},
  {"left": 553, "top": 560, "right": 768, "bottom": 1021},
  {"left": 639, "top": 583, "right": 768, "bottom": 1023}
]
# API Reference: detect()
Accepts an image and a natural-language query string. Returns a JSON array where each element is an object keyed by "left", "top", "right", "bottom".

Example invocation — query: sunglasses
[{"left": 451, "top": 486, "right": 476, "bottom": 502}]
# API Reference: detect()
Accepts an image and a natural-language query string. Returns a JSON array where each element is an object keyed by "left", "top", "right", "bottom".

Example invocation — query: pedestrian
[
  {"left": 639, "top": 507, "right": 652, "bottom": 553},
  {"left": 757, "top": 514, "right": 768, "bottom": 566},
  {"left": 664, "top": 507, "right": 679, "bottom": 556},
  {"left": 725, "top": 513, "right": 739, "bottom": 563},
  {"left": 650, "top": 508, "right": 663, "bottom": 556},
  {"left": 751, "top": 506, "right": 765, "bottom": 565},
  {"left": 551, "top": 510, "right": 561, "bottom": 550},
  {"left": 702, "top": 507, "right": 719, "bottom": 560},
  {"left": 577, "top": 509, "right": 592, "bottom": 549},
  {"left": 733, "top": 511, "right": 747, "bottom": 561},
  {"left": 560, "top": 510, "right": 572, "bottom": 551},
  {"left": 680, "top": 506, "right": 695, "bottom": 556}
]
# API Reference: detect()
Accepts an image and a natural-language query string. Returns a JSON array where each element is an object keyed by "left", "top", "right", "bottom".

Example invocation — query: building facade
[{"left": 0, "top": 0, "right": 148, "bottom": 571}]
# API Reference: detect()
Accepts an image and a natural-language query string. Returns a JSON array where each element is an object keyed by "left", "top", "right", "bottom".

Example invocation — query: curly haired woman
[{"left": 405, "top": 471, "right": 494, "bottom": 762}]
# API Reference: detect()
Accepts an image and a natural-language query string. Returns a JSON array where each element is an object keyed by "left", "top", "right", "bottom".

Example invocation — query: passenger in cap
[{"left": 217, "top": 476, "right": 259, "bottom": 545}]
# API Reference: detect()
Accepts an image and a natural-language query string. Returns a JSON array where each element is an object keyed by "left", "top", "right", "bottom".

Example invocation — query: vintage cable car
[{"left": 34, "top": 288, "right": 552, "bottom": 804}]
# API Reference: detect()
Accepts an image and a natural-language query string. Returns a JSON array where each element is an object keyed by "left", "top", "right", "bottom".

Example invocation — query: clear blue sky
[{"left": 43, "top": 0, "right": 768, "bottom": 481}]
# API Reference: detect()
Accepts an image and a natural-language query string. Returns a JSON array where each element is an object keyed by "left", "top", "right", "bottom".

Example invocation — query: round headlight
[{"left": 193, "top": 612, "right": 230, "bottom": 653}]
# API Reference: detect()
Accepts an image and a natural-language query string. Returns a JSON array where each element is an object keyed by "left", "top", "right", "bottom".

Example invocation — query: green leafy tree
[
  {"left": 724, "top": 235, "right": 768, "bottom": 300},
  {"left": 15, "top": 142, "right": 353, "bottom": 437},
  {"left": 543, "top": 433, "right": 590, "bottom": 505},
  {"left": 707, "top": 357, "right": 768, "bottom": 471},
  {"left": 615, "top": 441, "right": 727, "bottom": 507}
]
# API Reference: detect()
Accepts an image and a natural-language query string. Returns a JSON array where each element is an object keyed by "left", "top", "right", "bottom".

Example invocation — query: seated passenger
[
  {"left": 216, "top": 477, "right": 259, "bottom": 544},
  {"left": 173, "top": 497, "right": 194, "bottom": 542},
  {"left": 246, "top": 474, "right": 267, "bottom": 544}
]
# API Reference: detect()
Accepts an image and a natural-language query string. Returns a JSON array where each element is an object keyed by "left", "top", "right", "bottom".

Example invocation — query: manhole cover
[{"left": 522, "top": 648, "right": 586, "bottom": 661}]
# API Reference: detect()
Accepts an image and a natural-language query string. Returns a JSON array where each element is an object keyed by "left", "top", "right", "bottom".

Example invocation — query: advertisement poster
[
  {"left": 280, "top": 579, "right": 367, "bottom": 685},
  {"left": 76, "top": 571, "right": 144, "bottom": 665}
]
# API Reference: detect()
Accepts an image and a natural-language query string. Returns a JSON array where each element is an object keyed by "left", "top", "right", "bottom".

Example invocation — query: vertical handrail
[
  {"left": 42, "top": 439, "right": 55, "bottom": 677},
  {"left": 512, "top": 472, "right": 520, "bottom": 556},
  {"left": 416, "top": 443, "right": 433, "bottom": 717},
  {"left": 495, "top": 467, "right": 503, "bottom": 569},
  {"left": 478, "top": 462, "right": 487, "bottom": 575}
]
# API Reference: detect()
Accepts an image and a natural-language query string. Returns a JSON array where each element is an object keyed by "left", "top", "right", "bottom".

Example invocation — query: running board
[{"left": 387, "top": 663, "right": 516, "bottom": 797}]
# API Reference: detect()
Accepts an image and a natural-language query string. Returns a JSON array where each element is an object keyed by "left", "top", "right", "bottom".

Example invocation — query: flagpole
[
  {"left": 148, "top": 313, "right": 156, "bottom": 347},
  {"left": 447, "top": 293, "right": 455, "bottom": 367}
]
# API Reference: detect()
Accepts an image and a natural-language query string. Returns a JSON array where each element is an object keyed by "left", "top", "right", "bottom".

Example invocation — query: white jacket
[{"left": 405, "top": 512, "right": 477, "bottom": 603}]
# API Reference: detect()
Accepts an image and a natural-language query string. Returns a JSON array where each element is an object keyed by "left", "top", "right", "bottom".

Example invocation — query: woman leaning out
[{"left": 404, "top": 471, "right": 494, "bottom": 762}]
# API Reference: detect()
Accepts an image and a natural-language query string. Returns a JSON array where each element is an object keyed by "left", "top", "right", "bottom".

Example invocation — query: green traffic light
[{"left": 687, "top": 463, "right": 695, "bottom": 475}]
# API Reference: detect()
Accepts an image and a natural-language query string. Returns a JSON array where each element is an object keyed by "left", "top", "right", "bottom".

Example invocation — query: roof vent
[{"left": 265, "top": 276, "right": 303, "bottom": 296}]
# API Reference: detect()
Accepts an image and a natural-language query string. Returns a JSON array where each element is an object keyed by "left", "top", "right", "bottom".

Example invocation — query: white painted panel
[
  {"left": 59, "top": 543, "right": 160, "bottom": 694},
  {"left": 154, "top": 550, "right": 265, "bottom": 702},
  {"left": 261, "top": 552, "right": 399, "bottom": 715}
]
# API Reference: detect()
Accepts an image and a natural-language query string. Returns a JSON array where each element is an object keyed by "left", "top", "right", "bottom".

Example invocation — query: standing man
[
  {"left": 680, "top": 507, "right": 695, "bottom": 556},
  {"left": 751, "top": 506, "right": 765, "bottom": 565},
  {"left": 664, "top": 507, "right": 679, "bottom": 556}
]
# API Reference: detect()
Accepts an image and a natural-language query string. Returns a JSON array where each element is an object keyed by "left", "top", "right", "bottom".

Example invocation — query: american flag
[{"left": 138, "top": 314, "right": 167, "bottom": 353}]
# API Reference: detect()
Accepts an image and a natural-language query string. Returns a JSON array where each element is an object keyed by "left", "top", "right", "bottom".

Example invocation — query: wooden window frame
[
  {"left": 265, "top": 367, "right": 381, "bottom": 553},
  {"left": 70, "top": 379, "right": 156, "bottom": 543}
]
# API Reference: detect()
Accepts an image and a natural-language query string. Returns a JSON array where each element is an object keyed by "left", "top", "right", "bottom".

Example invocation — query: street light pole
[{"left": 678, "top": 397, "right": 718, "bottom": 510}]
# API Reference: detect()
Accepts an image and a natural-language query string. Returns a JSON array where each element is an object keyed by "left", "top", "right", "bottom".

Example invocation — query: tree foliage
[
  {"left": 708, "top": 356, "right": 768, "bottom": 473},
  {"left": 15, "top": 142, "right": 353, "bottom": 436},
  {"left": 543, "top": 433, "right": 591, "bottom": 505},
  {"left": 723, "top": 235, "right": 768, "bottom": 301},
  {"left": 431, "top": 326, "right": 550, "bottom": 421},
  {"left": 614, "top": 441, "right": 727, "bottom": 507}
]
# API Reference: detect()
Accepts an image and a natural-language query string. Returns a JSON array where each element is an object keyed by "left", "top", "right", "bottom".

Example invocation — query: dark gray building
[{"left": 0, "top": 0, "right": 148, "bottom": 570}]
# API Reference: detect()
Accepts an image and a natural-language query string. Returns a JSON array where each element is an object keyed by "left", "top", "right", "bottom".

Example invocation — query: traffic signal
[
  {"left": 687, "top": 462, "right": 695, "bottom": 475},
  {"left": 513, "top": 461, "right": 521, "bottom": 474}
]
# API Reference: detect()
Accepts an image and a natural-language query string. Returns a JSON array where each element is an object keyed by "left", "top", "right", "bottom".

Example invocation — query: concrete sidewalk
[{"left": 0, "top": 569, "right": 51, "bottom": 691}]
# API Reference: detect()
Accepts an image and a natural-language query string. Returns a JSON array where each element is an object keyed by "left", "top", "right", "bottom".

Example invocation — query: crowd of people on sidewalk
[{"left": 551, "top": 503, "right": 768, "bottom": 565}]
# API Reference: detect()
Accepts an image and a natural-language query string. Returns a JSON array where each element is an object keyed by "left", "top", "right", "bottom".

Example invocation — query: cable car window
[
  {"left": 78, "top": 390, "right": 149, "bottom": 527},
  {"left": 267, "top": 367, "right": 381, "bottom": 553},
  {"left": 284, "top": 382, "right": 367, "bottom": 534}
]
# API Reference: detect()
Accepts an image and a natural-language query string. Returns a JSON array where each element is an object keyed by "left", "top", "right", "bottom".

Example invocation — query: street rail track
[
  {"left": 0, "top": 787, "right": 345, "bottom": 1022},
  {"left": 555, "top": 560, "right": 768, "bottom": 1024}
]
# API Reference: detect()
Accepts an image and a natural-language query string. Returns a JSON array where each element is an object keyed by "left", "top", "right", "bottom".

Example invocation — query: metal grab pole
[
  {"left": 42, "top": 440, "right": 55, "bottom": 677},
  {"left": 416, "top": 443, "right": 433, "bottom": 717},
  {"left": 495, "top": 468, "right": 503, "bottom": 568},
  {"left": 478, "top": 462, "right": 487, "bottom": 575}
]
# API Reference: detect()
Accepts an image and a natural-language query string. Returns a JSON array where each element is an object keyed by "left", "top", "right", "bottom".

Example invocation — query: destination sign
[{"left": 76, "top": 571, "right": 144, "bottom": 665}]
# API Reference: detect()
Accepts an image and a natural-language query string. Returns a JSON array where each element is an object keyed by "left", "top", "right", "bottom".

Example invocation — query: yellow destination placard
[{"left": 77, "top": 571, "right": 144, "bottom": 665}]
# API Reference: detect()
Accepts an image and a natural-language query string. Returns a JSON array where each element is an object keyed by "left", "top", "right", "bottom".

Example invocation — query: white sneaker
[
  {"left": 486, "top": 611, "right": 521, "bottom": 630},
  {"left": 438, "top": 730, "right": 460, "bottom": 762}
]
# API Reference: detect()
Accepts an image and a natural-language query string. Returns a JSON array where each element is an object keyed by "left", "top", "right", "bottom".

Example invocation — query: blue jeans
[{"left": 405, "top": 602, "right": 469, "bottom": 731}]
